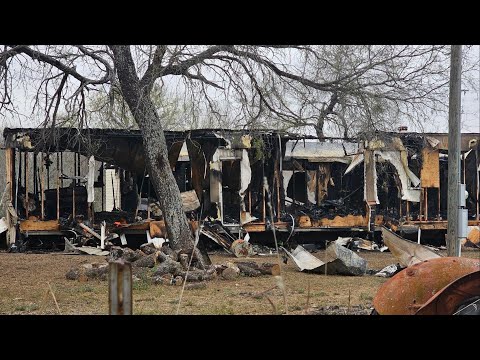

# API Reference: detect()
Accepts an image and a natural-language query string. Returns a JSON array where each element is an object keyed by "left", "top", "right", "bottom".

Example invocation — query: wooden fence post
[{"left": 109, "top": 260, "right": 132, "bottom": 315}]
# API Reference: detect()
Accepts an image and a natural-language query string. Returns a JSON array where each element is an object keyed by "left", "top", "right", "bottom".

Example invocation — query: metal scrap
[
  {"left": 63, "top": 237, "right": 109, "bottom": 256},
  {"left": 380, "top": 226, "right": 441, "bottom": 267},
  {"left": 416, "top": 270, "right": 480, "bottom": 315},
  {"left": 344, "top": 153, "right": 364, "bottom": 175},
  {"left": 282, "top": 242, "right": 367, "bottom": 276},
  {"left": 0, "top": 217, "right": 7, "bottom": 234},
  {"left": 335, "top": 236, "right": 381, "bottom": 251},
  {"left": 281, "top": 245, "right": 325, "bottom": 271},
  {"left": 374, "top": 263, "right": 402, "bottom": 278},
  {"left": 376, "top": 150, "right": 421, "bottom": 202},
  {"left": 284, "top": 139, "right": 358, "bottom": 163},
  {"left": 201, "top": 224, "right": 234, "bottom": 254}
]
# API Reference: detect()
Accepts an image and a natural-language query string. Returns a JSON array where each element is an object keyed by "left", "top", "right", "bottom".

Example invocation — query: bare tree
[
  {"left": 225, "top": 45, "right": 477, "bottom": 138},
  {"left": 88, "top": 83, "right": 193, "bottom": 130},
  {"left": 1, "top": 45, "right": 477, "bottom": 266}
]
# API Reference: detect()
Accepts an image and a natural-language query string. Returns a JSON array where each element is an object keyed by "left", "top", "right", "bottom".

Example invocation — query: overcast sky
[{"left": 428, "top": 59, "right": 479, "bottom": 133}]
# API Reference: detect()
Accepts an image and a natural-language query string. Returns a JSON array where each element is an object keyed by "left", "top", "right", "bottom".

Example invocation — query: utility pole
[
  {"left": 447, "top": 45, "right": 462, "bottom": 257},
  {"left": 477, "top": 45, "right": 480, "bottom": 224}
]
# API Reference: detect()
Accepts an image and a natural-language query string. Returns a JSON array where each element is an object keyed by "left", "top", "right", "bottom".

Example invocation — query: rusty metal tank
[
  {"left": 415, "top": 270, "right": 480, "bottom": 315},
  {"left": 373, "top": 257, "right": 480, "bottom": 315}
]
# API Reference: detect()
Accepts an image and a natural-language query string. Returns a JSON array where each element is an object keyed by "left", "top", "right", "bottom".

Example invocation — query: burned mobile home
[{"left": 1, "top": 127, "right": 479, "bottom": 251}]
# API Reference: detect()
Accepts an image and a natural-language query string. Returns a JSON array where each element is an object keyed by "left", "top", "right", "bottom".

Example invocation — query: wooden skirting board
[{"left": 19, "top": 220, "right": 60, "bottom": 232}]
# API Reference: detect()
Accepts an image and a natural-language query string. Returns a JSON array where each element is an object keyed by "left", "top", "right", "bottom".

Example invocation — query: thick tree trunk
[
  {"left": 110, "top": 46, "right": 210, "bottom": 269},
  {"left": 235, "top": 263, "right": 262, "bottom": 277},
  {"left": 235, "top": 261, "right": 281, "bottom": 276}
]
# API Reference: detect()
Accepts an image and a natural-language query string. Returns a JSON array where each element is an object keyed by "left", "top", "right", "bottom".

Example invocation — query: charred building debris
[{"left": 1, "top": 127, "right": 479, "bottom": 254}]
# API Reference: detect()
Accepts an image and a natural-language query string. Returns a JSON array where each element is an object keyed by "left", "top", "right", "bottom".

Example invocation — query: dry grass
[{"left": 0, "top": 248, "right": 478, "bottom": 315}]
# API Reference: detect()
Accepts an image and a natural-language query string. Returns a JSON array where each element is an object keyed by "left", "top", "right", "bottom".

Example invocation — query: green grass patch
[{"left": 133, "top": 280, "right": 150, "bottom": 291}]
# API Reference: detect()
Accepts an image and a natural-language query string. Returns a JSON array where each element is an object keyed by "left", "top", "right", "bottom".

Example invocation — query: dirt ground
[{"left": 0, "top": 248, "right": 479, "bottom": 315}]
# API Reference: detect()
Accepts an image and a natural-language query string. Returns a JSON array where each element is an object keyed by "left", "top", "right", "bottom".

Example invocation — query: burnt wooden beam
[
  {"left": 56, "top": 157, "right": 60, "bottom": 220},
  {"left": 40, "top": 151, "right": 45, "bottom": 220},
  {"left": 5, "top": 148, "right": 14, "bottom": 205},
  {"left": 60, "top": 151, "right": 64, "bottom": 187},
  {"left": 477, "top": 148, "right": 479, "bottom": 221},
  {"left": 77, "top": 152, "right": 81, "bottom": 186},
  {"left": 33, "top": 152, "right": 37, "bottom": 195},
  {"left": 46, "top": 154, "right": 50, "bottom": 190},
  {"left": 73, "top": 151, "right": 76, "bottom": 186},
  {"left": 25, "top": 152, "right": 28, "bottom": 219},
  {"left": 16, "top": 150, "right": 21, "bottom": 211}
]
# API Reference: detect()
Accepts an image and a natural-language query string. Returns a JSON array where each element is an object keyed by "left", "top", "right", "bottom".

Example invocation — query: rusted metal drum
[
  {"left": 415, "top": 270, "right": 480, "bottom": 315},
  {"left": 373, "top": 257, "right": 480, "bottom": 315}
]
